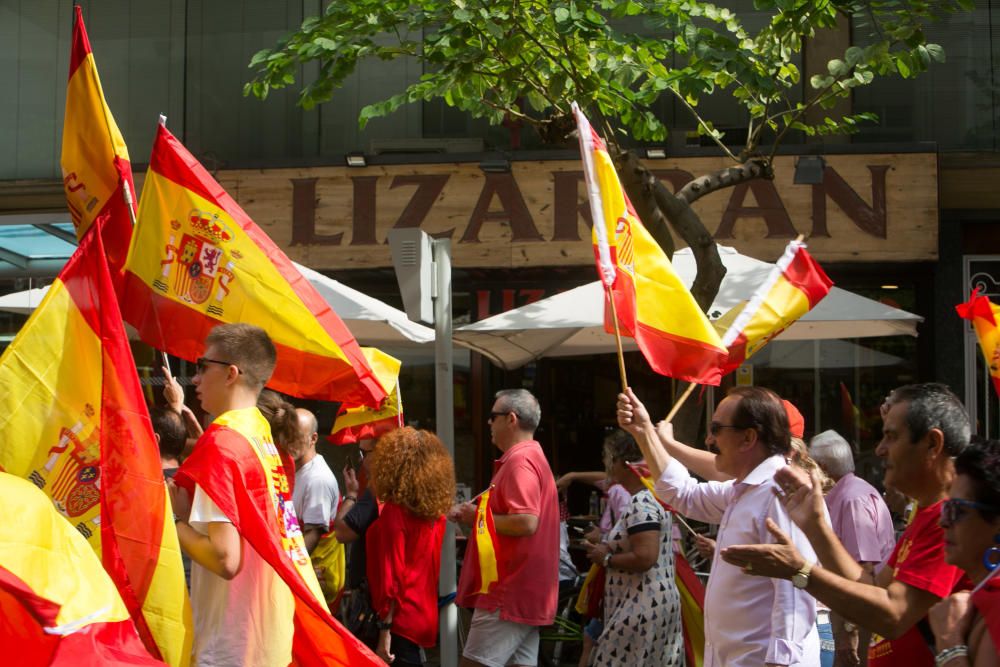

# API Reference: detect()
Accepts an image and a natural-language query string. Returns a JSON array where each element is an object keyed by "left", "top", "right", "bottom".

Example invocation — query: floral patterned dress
[{"left": 592, "top": 488, "right": 684, "bottom": 667}]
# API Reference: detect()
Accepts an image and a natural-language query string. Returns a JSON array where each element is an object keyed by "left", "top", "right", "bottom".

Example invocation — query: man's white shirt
[{"left": 292, "top": 455, "right": 339, "bottom": 529}]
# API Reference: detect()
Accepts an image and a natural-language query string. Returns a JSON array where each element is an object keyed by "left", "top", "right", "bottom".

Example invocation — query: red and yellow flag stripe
[
  {"left": 329, "top": 348, "right": 403, "bottom": 445},
  {"left": 0, "top": 230, "right": 190, "bottom": 665},
  {"left": 122, "top": 123, "right": 385, "bottom": 406},
  {"left": 956, "top": 288, "right": 1000, "bottom": 397},
  {"left": 61, "top": 6, "right": 135, "bottom": 283},
  {"left": 474, "top": 488, "right": 500, "bottom": 594}
]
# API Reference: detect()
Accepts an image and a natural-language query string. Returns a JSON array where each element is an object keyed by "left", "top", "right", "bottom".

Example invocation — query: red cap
[{"left": 783, "top": 400, "right": 805, "bottom": 439}]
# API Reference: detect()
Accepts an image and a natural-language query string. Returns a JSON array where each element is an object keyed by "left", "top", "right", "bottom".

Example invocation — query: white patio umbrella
[
  {"left": 453, "top": 245, "right": 923, "bottom": 370},
  {"left": 0, "top": 263, "right": 435, "bottom": 349}
]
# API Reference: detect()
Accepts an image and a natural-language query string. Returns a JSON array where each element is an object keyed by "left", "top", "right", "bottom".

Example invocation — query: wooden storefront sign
[{"left": 213, "top": 153, "right": 937, "bottom": 270}]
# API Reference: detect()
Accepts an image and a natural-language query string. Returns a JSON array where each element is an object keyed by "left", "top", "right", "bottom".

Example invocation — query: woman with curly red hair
[{"left": 366, "top": 426, "right": 456, "bottom": 666}]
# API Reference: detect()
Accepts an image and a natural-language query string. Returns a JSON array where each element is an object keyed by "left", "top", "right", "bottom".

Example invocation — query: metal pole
[{"left": 433, "top": 238, "right": 457, "bottom": 667}]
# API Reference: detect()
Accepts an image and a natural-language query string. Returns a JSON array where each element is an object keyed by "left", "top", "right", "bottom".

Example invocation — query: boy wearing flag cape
[{"left": 168, "top": 324, "right": 378, "bottom": 666}]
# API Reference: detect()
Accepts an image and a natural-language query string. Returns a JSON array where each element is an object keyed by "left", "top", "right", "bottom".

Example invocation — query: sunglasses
[
  {"left": 489, "top": 411, "right": 512, "bottom": 422},
  {"left": 941, "top": 498, "right": 1000, "bottom": 526},
  {"left": 708, "top": 421, "right": 744, "bottom": 436},
  {"left": 196, "top": 357, "right": 242, "bottom": 374}
]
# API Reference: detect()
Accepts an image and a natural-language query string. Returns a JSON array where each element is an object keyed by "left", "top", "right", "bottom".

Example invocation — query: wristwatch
[
  {"left": 791, "top": 561, "right": 814, "bottom": 589},
  {"left": 376, "top": 617, "right": 392, "bottom": 631},
  {"left": 603, "top": 550, "right": 613, "bottom": 568}
]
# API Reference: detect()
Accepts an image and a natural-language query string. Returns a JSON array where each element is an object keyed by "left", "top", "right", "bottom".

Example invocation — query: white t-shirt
[
  {"left": 292, "top": 455, "right": 339, "bottom": 529},
  {"left": 189, "top": 484, "right": 295, "bottom": 667}
]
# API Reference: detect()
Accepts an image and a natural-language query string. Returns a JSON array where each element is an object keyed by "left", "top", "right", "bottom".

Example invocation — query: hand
[
  {"left": 376, "top": 629, "right": 394, "bottom": 663},
  {"left": 162, "top": 365, "right": 185, "bottom": 413},
  {"left": 448, "top": 502, "right": 477, "bottom": 526},
  {"left": 720, "top": 518, "right": 805, "bottom": 579},
  {"left": 342, "top": 465, "right": 360, "bottom": 496},
  {"left": 616, "top": 387, "right": 651, "bottom": 436},
  {"left": 584, "top": 540, "right": 612, "bottom": 566},
  {"left": 654, "top": 420, "right": 681, "bottom": 451},
  {"left": 167, "top": 479, "right": 192, "bottom": 522},
  {"left": 583, "top": 524, "right": 602, "bottom": 544},
  {"left": 773, "top": 466, "right": 826, "bottom": 533},
  {"left": 693, "top": 533, "right": 716, "bottom": 560},
  {"left": 929, "top": 591, "right": 973, "bottom": 651}
]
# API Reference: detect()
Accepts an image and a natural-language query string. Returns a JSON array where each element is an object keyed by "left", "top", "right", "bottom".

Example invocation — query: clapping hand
[{"left": 773, "top": 465, "right": 827, "bottom": 533}]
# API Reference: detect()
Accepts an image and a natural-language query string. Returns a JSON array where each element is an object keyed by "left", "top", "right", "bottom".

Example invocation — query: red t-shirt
[
  {"left": 456, "top": 440, "right": 560, "bottom": 625},
  {"left": 972, "top": 576, "right": 1000, "bottom": 655},
  {"left": 868, "top": 500, "right": 967, "bottom": 667},
  {"left": 366, "top": 502, "right": 446, "bottom": 648}
]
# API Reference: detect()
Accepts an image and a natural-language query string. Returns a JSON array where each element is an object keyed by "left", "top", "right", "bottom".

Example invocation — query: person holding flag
[
  {"left": 450, "top": 389, "right": 560, "bottom": 667},
  {"left": 169, "top": 323, "right": 380, "bottom": 666}
]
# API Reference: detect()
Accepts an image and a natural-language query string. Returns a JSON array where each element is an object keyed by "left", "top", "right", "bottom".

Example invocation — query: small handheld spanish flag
[
  {"left": 474, "top": 488, "right": 500, "bottom": 594},
  {"left": 956, "top": 288, "right": 1000, "bottom": 398}
]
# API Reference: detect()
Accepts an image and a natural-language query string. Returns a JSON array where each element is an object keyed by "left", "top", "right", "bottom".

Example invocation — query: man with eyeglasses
[
  {"left": 721, "top": 383, "right": 972, "bottom": 667},
  {"left": 616, "top": 385, "right": 822, "bottom": 667},
  {"left": 451, "top": 388, "right": 559, "bottom": 667}
]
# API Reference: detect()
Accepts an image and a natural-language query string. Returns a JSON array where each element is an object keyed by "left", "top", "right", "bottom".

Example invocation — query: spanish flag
[
  {"left": 471, "top": 488, "right": 500, "bottom": 595},
  {"left": 0, "top": 471, "right": 163, "bottom": 666},
  {"left": 956, "top": 288, "right": 1000, "bottom": 397},
  {"left": 572, "top": 103, "right": 727, "bottom": 384},
  {"left": 174, "top": 408, "right": 382, "bottom": 666},
  {"left": 60, "top": 6, "right": 135, "bottom": 283},
  {"left": 329, "top": 348, "right": 403, "bottom": 445},
  {"left": 709, "top": 240, "right": 832, "bottom": 382},
  {"left": 0, "top": 230, "right": 190, "bottom": 665},
  {"left": 121, "top": 122, "right": 385, "bottom": 406}
]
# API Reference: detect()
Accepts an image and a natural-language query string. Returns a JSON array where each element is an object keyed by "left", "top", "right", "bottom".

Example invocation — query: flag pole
[
  {"left": 665, "top": 382, "right": 698, "bottom": 422},
  {"left": 605, "top": 285, "right": 629, "bottom": 392}
]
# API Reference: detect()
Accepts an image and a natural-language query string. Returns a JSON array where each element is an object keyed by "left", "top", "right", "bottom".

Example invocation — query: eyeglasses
[
  {"left": 941, "top": 498, "right": 1000, "bottom": 526},
  {"left": 709, "top": 421, "right": 744, "bottom": 436},
  {"left": 196, "top": 357, "right": 242, "bottom": 374},
  {"left": 489, "top": 411, "right": 512, "bottom": 423}
]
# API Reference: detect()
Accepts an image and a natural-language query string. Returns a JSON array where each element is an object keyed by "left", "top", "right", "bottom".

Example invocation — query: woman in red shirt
[{"left": 366, "top": 427, "right": 456, "bottom": 666}]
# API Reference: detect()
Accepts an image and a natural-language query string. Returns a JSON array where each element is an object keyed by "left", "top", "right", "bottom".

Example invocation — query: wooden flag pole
[
  {"left": 665, "top": 382, "right": 698, "bottom": 422},
  {"left": 605, "top": 285, "right": 629, "bottom": 392}
]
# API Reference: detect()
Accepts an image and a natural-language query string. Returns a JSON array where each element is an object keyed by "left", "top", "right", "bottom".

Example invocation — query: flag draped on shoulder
[
  {"left": 0, "top": 471, "right": 164, "bottom": 666},
  {"left": 329, "top": 348, "right": 403, "bottom": 445},
  {"left": 707, "top": 239, "right": 832, "bottom": 384},
  {"left": 122, "top": 122, "right": 385, "bottom": 406},
  {"left": 956, "top": 288, "right": 1000, "bottom": 397},
  {"left": 174, "top": 408, "right": 382, "bottom": 666},
  {"left": 61, "top": 6, "right": 135, "bottom": 283},
  {"left": 572, "top": 103, "right": 727, "bottom": 384},
  {"left": 0, "top": 230, "right": 190, "bottom": 665}
]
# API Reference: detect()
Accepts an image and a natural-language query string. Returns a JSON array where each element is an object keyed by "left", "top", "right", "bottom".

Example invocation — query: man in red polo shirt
[{"left": 452, "top": 388, "right": 559, "bottom": 667}]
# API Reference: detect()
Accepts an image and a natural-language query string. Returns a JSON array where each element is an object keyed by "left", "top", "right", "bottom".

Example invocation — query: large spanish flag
[
  {"left": 708, "top": 240, "right": 833, "bottom": 383},
  {"left": 0, "top": 471, "right": 163, "bottom": 666},
  {"left": 572, "top": 104, "right": 727, "bottom": 383},
  {"left": 174, "top": 408, "right": 383, "bottom": 666},
  {"left": 329, "top": 348, "right": 403, "bottom": 445},
  {"left": 956, "top": 288, "right": 1000, "bottom": 397},
  {"left": 60, "top": 6, "right": 135, "bottom": 282},
  {"left": 0, "top": 231, "right": 190, "bottom": 664},
  {"left": 122, "top": 122, "right": 385, "bottom": 406}
]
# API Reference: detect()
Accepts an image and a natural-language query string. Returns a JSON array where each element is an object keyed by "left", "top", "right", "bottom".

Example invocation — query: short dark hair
[
  {"left": 603, "top": 429, "right": 642, "bottom": 464},
  {"left": 885, "top": 383, "right": 970, "bottom": 457},
  {"left": 150, "top": 407, "right": 186, "bottom": 461},
  {"left": 954, "top": 437, "right": 1000, "bottom": 521},
  {"left": 494, "top": 388, "right": 541, "bottom": 433},
  {"left": 205, "top": 323, "right": 277, "bottom": 393},
  {"left": 727, "top": 386, "right": 791, "bottom": 456}
]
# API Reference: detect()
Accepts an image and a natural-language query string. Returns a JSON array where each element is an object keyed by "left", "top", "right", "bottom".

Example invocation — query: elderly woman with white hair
[{"left": 809, "top": 429, "right": 897, "bottom": 667}]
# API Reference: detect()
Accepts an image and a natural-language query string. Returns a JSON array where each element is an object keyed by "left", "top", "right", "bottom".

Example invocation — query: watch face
[{"left": 792, "top": 572, "right": 808, "bottom": 589}]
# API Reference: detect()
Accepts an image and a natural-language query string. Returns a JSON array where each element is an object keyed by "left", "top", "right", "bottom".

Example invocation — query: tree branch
[{"left": 675, "top": 157, "right": 773, "bottom": 206}]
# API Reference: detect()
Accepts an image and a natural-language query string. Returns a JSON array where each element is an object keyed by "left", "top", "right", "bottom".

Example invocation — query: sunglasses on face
[
  {"left": 489, "top": 411, "right": 512, "bottom": 423},
  {"left": 196, "top": 357, "right": 242, "bottom": 374},
  {"left": 708, "top": 421, "right": 744, "bottom": 436},
  {"left": 941, "top": 498, "right": 999, "bottom": 526}
]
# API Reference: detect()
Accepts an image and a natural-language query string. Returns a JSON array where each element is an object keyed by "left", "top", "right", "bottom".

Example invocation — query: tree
[{"left": 246, "top": 0, "right": 971, "bottom": 433}]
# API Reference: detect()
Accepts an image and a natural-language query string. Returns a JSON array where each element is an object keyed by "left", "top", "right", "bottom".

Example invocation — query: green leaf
[
  {"left": 827, "top": 59, "right": 849, "bottom": 77},
  {"left": 925, "top": 43, "right": 946, "bottom": 63}
]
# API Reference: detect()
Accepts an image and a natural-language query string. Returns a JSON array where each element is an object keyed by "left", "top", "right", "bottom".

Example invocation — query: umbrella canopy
[
  {"left": 0, "top": 263, "right": 434, "bottom": 348},
  {"left": 453, "top": 245, "right": 922, "bottom": 370}
]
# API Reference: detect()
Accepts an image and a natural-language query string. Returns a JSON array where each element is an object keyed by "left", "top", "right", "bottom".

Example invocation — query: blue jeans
[{"left": 818, "top": 619, "right": 834, "bottom": 667}]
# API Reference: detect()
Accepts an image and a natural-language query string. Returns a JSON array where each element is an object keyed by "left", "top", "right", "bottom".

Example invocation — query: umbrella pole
[
  {"left": 605, "top": 286, "right": 629, "bottom": 392},
  {"left": 665, "top": 382, "right": 698, "bottom": 422}
]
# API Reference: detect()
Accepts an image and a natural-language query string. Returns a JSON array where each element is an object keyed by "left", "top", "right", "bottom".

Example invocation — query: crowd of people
[{"left": 147, "top": 321, "right": 999, "bottom": 667}]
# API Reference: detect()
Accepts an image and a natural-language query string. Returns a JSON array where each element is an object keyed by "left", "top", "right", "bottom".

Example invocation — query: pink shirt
[
  {"left": 824, "top": 473, "right": 895, "bottom": 565},
  {"left": 457, "top": 440, "right": 560, "bottom": 625},
  {"left": 599, "top": 483, "right": 631, "bottom": 534}
]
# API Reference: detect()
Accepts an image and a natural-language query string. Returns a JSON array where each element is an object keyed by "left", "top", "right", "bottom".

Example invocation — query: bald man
[{"left": 290, "top": 408, "right": 340, "bottom": 553}]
